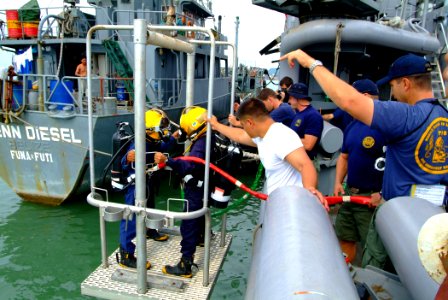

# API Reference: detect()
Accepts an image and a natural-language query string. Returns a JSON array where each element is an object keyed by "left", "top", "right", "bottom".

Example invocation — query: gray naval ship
[
  {"left": 0, "top": 0, "right": 233, "bottom": 205},
  {"left": 255, "top": 0, "right": 448, "bottom": 196},
  {"left": 247, "top": 1, "right": 448, "bottom": 300}
]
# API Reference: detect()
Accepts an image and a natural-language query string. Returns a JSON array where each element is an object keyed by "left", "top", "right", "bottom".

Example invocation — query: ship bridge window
[
  {"left": 195, "top": 54, "right": 205, "bottom": 79},
  {"left": 220, "top": 59, "right": 228, "bottom": 77},
  {"left": 215, "top": 58, "right": 221, "bottom": 78}
]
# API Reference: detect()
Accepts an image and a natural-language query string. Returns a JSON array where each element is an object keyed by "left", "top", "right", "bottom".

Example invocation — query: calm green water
[{"left": 0, "top": 170, "right": 262, "bottom": 300}]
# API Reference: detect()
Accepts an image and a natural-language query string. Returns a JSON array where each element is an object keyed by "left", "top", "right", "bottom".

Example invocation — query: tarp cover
[{"left": 18, "top": 0, "right": 40, "bottom": 22}]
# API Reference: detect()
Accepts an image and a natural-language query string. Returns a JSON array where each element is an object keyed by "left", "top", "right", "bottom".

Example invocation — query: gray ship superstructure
[{"left": 0, "top": 0, "right": 233, "bottom": 205}]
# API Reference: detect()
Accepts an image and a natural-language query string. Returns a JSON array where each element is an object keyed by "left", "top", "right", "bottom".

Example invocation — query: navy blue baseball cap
[
  {"left": 376, "top": 54, "right": 432, "bottom": 86},
  {"left": 288, "top": 83, "right": 312, "bottom": 101},
  {"left": 352, "top": 79, "right": 379, "bottom": 95}
]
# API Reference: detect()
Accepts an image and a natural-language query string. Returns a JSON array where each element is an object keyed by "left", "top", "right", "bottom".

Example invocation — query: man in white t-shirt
[{"left": 208, "top": 98, "right": 328, "bottom": 209}]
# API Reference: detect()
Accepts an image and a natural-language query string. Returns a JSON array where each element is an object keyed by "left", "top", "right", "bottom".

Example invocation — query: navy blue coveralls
[
  {"left": 119, "top": 137, "right": 175, "bottom": 254},
  {"left": 165, "top": 134, "right": 213, "bottom": 259}
]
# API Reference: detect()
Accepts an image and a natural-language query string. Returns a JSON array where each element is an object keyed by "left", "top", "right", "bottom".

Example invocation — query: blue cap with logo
[
  {"left": 376, "top": 54, "right": 432, "bottom": 86},
  {"left": 288, "top": 83, "right": 312, "bottom": 101},
  {"left": 352, "top": 79, "right": 379, "bottom": 95}
]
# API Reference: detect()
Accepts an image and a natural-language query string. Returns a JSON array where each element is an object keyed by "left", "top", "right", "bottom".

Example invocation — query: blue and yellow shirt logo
[
  {"left": 416, "top": 117, "right": 448, "bottom": 174},
  {"left": 294, "top": 119, "right": 302, "bottom": 127},
  {"left": 362, "top": 136, "right": 375, "bottom": 148}
]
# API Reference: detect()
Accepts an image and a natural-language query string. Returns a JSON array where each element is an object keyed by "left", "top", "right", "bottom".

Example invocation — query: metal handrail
[{"left": 86, "top": 21, "right": 237, "bottom": 294}]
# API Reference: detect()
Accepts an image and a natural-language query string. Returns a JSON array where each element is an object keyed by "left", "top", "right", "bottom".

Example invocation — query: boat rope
[
  {"left": 333, "top": 22, "right": 344, "bottom": 75},
  {"left": 2, "top": 68, "right": 26, "bottom": 123},
  {"left": 55, "top": 8, "right": 68, "bottom": 78},
  {"left": 263, "top": 66, "right": 279, "bottom": 87},
  {"left": 3, "top": 112, "right": 112, "bottom": 157}
]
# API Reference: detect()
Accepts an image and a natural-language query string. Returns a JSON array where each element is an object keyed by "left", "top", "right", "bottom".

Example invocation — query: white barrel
[
  {"left": 28, "top": 90, "right": 39, "bottom": 110},
  {"left": 246, "top": 186, "right": 358, "bottom": 299},
  {"left": 103, "top": 97, "right": 117, "bottom": 115},
  {"left": 376, "top": 197, "right": 444, "bottom": 300}
]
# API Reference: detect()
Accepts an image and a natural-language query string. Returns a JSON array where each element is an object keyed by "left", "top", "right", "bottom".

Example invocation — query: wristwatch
[{"left": 309, "top": 60, "right": 323, "bottom": 74}]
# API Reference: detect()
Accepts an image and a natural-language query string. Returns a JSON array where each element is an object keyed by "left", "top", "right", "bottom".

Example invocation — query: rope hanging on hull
[{"left": 333, "top": 22, "right": 344, "bottom": 75}]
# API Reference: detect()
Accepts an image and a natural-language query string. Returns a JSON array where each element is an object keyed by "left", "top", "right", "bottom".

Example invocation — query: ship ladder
[
  {"left": 430, "top": 55, "right": 446, "bottom": 101},
  {"left": 434, "top": 19, "right": 448, "bottom": 107},
  {"left": 103, "top": 40, "right": 136, "bottom": 102}
]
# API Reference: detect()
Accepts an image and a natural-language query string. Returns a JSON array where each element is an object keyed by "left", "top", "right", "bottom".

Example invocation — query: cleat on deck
[
  {"left": 146, "top": 229, "right": 169, "bottom": 242},
  {"left": 162, "top": 257, "right": 197, "bottom": 278},
  {"left": 116, "top": 247, "right": 151, "bottom": 269}
]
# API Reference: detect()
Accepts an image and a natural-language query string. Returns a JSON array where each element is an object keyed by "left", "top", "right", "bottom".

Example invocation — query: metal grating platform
[{"left": 81, "top": 231, "right": 232, "bottom": 299}]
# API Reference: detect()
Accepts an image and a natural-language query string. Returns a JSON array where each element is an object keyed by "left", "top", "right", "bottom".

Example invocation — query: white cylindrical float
[
  {"left": 376, "top": 197, "right": 445, "bottom": 300},
  {"left": 320, "top": 120, "right": 343, "bottom": 155},
  {"left": 246, "top": 186, "right": 358, "bottom": 299}
]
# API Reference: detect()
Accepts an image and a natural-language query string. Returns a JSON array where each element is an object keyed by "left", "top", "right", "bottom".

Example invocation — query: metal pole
[
  {"left": 87, "top": 24, "right": 106, "bottom": 267},
  {"left": 203, "top": 28, "right": 215, "bottom": 210},
  {"left": 186, "top": 52, "right": 195, "bottom": 107},
  {"left": 134, "top": 19, "right": 148, "bottom": 294},
  {"left": 231, "top": 17, "right": 239, "bottom": 114},
  {"left": 203, "top": 28, "right": 215, "bottom": 287},
  {"left": 203, "top": 209, "right": 211, "bottom": 286},
  {"left": 220, "top": 214, "right": 227, "bottom": 247},
  {"left": 99, "top": 207, "right": 108, "bottom": 267},
  {"left": 37, "top": 44, "right": 44, "bottom": 111},
  {"left": 37, "top": 15, "right": 63, "bottom": 111},
  {"left": 422, "top": 0, "right": 429, "bottom": 28},
  {"left": 190, "top": 40, "right": 237, "bottom": 248},
  {"left": 400, "top": 0, "right": 409, "bottom": 19},
  {"left": 235, "top": 16, "right": 239, "bottom": 84}
]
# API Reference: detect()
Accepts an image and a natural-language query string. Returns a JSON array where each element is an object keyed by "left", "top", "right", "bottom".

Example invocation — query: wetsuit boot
[
  {"left": 146, "top": 228, "right": 169, "bottom": 241},
  {"left": 116, "top": 247, "right": 151, "bottom": 269},
  {"left": 162, "top": 256, "right": 197, "bottom": 278}
]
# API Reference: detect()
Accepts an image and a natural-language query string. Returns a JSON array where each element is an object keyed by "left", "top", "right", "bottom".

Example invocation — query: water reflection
[{"left": 0, "top": 168, "right": 262, "bottom": 300}]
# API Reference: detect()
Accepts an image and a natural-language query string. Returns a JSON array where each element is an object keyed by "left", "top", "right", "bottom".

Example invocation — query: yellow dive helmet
[
  {"left": 145, "top": 108, "right": 170, "bottom": 141},
  {"left": 179, "top": 106, "right": 207, "bottom": 141}
]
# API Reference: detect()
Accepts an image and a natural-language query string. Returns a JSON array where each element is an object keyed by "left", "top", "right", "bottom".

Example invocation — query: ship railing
[
  {"left": 59, "top": 75, "right": 136, "bottom": 114},
  {"left": 148, "top": 77, "right": 181, "bottom": 107},
  {"left": 1, "top": 73, "right": 37, "bottom": 114},
  {"left": 105, "top": 7, "right": 226, "bottom": 73},
  {"left": 111, "top": 10, "right": 217, "bottom": 43},
  {"left": 5, "top": 74, "right": 136, "bottom": 116},
  {"left": 148, "top": 76, "right": 232, "bottom": 108},
  {"left": 86, "top": 21, "right": 237, "bottom": 294}
]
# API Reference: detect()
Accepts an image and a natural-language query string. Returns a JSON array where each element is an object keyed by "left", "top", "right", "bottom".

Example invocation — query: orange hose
[
  {"left": 157, "top": 156, "right": 268, "bottom": 200},
  {"left": 325, "top": 195, "right": 371, "bottom": 206}
]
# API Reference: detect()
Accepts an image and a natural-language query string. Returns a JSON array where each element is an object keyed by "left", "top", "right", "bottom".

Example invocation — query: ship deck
[{"left": 81, "top": 229, "right": 232, "bottom": 300}]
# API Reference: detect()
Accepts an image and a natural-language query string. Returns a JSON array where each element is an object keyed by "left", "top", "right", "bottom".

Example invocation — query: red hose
[
  {"left": 325, "top": 195, "right": 371, "bottom": 206},
  {"left": 157, "top": 156, "right": 268, "bottom": 201}
]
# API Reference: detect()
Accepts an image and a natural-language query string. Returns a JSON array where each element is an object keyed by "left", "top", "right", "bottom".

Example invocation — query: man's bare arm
[
  {"left": 285, "top": 147, "right": 329, "bottom": 210},
  {"left": 208, "top": 116, "right": 256, "bottom": 147},
  {"left": 301, "top": 134, "right": 318, "bottom": 151}
]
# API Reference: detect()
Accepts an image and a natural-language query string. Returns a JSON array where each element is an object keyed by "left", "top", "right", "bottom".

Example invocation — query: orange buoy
[
  {"left": 23, "top": 22, "right": 38, "bottom": 38},
  {"left": 6, "top": 10, "right": 22, "bottom": 39}
]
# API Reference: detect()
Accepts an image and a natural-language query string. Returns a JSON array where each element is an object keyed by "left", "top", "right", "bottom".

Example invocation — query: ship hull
[{"left": 0, "top": 111, "right": 134, "bottom": 205}]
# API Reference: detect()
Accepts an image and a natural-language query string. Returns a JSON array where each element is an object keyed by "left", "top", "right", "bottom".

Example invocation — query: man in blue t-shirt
[
  {"left": 333, "top": 79, "right": 385, "bottom": 264},
  {"left": 280, "top": 50, "right": 448, "bottom": 269},
  {"left": 258, "top": 88, "right": 296, "bottom": 126},
  {"left": 322, "top": 107, "right": 353, "bottom": 131},
  {"left": 228, "top": 88, "right": 295, "bottom": 128},
  {"left": 288, "top": 83, "right": 324, "bottom": 160}
]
